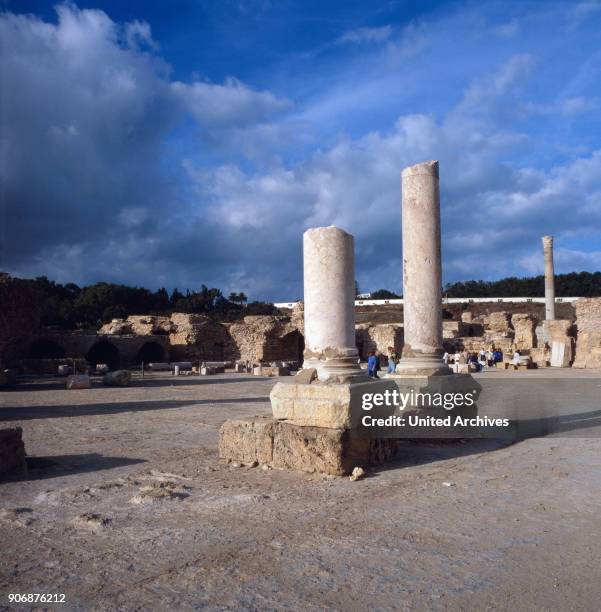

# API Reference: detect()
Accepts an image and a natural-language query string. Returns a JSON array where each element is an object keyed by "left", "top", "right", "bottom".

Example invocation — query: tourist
[
  {"left": 442, "top": 351, "right": 450, "bottom": 365},
  {"left": 374, "top": 351, "right": 381, "bottom": 375},
  {"left": 512, "top": 350, "right": 521, "bottom": 368},
  {"left": 387, "top": 346, "right": 397, "bottom": 373},
  {"left": 367, "top": 351, "right": 378, "bottom": 378}
]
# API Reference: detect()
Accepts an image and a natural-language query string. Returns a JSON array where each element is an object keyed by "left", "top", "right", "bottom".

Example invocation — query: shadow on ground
[
  {"left": 6, "top": 375, "right": 264, "bottom": 392},
  {"left": 1, "top": 453, "right": 146, "bottom": 482},
  {"left": 0, "top": 396, "right": 270, "bottom": 421}
]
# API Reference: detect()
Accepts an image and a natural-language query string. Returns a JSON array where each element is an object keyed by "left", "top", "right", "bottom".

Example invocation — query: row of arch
[{"left": 26, "top": 339, "right": 166, "bottom": 370}]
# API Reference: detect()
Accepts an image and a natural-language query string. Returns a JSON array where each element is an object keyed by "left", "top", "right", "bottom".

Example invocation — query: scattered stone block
[
  {"left": 294, "top": 368, "right": 317, "bottom": 384},
  {"left": 66, "top": 374, "right": 91, "bottom": 389},
  {"left": 218, "top": 417, "right": 401, "bottom": 476},
  {"left": 350, "top": 466, "right": 365, "bottom": 481},
  {"left": 102, "top": 370, "right": 131, "bottom": 386},
  {"left": 264, "top": 366, "right": 290, "bottom": 377},
  {"left": 0, "top": 427, "right": 26, "bottom": 477}
]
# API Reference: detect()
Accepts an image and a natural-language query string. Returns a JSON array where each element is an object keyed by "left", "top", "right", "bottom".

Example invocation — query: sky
[{"left": 1, "top": 0, "right": 601, "bottom": 301}]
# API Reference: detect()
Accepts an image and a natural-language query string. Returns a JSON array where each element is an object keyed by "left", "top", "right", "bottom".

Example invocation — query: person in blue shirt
[{"left": 367, "top": 351, "right": 378, "bottom": 378}]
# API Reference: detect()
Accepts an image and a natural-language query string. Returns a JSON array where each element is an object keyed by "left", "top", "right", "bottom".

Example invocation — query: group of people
[
  {"left": 367, "top": 345, "right": 523, "bottom": 376},
  {"left": 443, "top": 347, "right": 519, "bottom": 371},
  {"left": 367, "top": 346, "right": 398, "bottom": 378}
]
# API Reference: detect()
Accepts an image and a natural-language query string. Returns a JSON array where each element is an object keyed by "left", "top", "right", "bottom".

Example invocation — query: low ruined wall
[
  {"left": 573, "top": 298, "right": 601, "bottom": 368},
  {"left": 355, "top": 324, "right": 403, "bottom": 360},
  {"left": 225, "top": 316, "right": 304, "bottom": 363}
]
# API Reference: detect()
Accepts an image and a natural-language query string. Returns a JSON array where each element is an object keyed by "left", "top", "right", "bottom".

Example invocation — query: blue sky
[{"left": 1, "top": 0, "right": 600, "bottom": 300}]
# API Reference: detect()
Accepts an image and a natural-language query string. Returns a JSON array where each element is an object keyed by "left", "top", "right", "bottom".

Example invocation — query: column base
[
  {"left": 393, "top": 355, "right": 451, "bottom": 377},
  {"left": 302, "top": 354, "right": 365, "bottom": 383}
]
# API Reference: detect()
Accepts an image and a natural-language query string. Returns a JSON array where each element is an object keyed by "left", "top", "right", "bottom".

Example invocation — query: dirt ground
[{"left": 2, "top": 370, "right": 601, "bottom": 611}]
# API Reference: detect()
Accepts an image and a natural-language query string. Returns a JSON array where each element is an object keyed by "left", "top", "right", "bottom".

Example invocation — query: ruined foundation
[{"left": 219, "top": 416, "right": 401, "bottom": 476}]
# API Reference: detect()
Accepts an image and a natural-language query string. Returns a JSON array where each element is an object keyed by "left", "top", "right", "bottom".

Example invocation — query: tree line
[
  {"left": 367, "top": 271, "right": 601, "bottom": 300},
  {"left": 443, "top": 271, "right": 601, "bottom": 298},
  {"left": 29, "top": 277, "right": 277, "bottom": 329}
]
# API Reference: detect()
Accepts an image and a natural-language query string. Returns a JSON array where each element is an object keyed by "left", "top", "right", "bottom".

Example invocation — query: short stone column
[
  {"left": 302, "top": 226, "right": 363, "bottom": 381},
  {"left": 396, "top": 160, "right": 449, "bottom": 376},
  {"left": 542, "top": 235, "right": 556, "bottom": 321}
]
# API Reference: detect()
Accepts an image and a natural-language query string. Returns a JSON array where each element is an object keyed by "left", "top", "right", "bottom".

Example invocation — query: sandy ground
[{"left": 2, "top": 370, "right": 601, "bottom": 611}]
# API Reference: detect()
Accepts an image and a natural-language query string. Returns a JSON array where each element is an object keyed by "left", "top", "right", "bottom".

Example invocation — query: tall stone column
[
  {"left": 542, "top": 235, "right": 556, "bottom": 321},
  {"left": 396, "top": 160, "right": 449, "bottom": 376},
  {"left": 302, "top": 226, "right": 363, "bottom": 381}
]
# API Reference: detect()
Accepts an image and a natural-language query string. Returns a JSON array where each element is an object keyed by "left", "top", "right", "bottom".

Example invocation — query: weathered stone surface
[
  {"left": 573, "top": 298, "right": 601, "bottom": 368},
  {"left": 263, "top": 366, "right": 290, "bottom": 377},
  {"left": 355, "top": 324, "right": 404, "bottom": 360},
  {"left": 302, "top": 226, "right": 362, "bottom": 381},
  {"left": 270, "top": 380, "right": 370, "bottom": 429},
  {"left": 397, "top": 160, "right": 447, "bottom": 375},
  {"left": 218, "top": 417, "right": 401, "bottom": 476},
  {"left": 0, "top": 427, "right": 26, "bottom": 477},
  {"left": 218, "top": 417, "right": 275, "bottom": 466},
  {"left": 542, "top": 236, "right": 556, "bottom": 320},
  {"left": 294, "top": 368, "right": 317, "bottom": 384},
  {"left": 511, "top": 313, "right": 537, "bottom": 351},
  {"left": 103, "top": 370, "right": 131, "bottom": 386},
  {"left": 484, "top": 311, "right": 512, "bottom": 335}
]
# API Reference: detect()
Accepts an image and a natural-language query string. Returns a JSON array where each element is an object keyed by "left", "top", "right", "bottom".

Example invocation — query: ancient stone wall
[
  {"left": 573, "top": 298, "right": 601, "bottom": 368},
  {"left": 225, "top": 316, "right": 303, "bottom": 363},
  {"left": 355, "top": 324, "right": 403, "bottom": 360}
]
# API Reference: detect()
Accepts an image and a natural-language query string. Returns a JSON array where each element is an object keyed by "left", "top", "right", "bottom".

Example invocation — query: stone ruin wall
[
  {"left": 573, "top": 298, "right": 601, "bottom": 368},
  {"left": 3, "top": 288, "right": 601, "bottom": 372}
]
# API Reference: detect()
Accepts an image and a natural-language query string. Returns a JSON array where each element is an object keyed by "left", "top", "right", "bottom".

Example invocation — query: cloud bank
[{"left": 1, "top": 2, "right": 600, "bottom": 300}]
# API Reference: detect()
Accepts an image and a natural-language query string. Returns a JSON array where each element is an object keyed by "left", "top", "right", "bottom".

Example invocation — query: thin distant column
[
  {"left": 542, "top": 236, "right": 556, "bottom": 321},
  {"left": 396, "top": 160, "right": 449, "bottom": 376},
  {"left": 302, "top": 226, "right": 363, "bottom": 381}
]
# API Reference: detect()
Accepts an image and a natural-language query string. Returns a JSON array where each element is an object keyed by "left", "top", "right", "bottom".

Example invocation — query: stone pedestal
[
  {"left": 302, "top": 226, "right": 363, "bottom": 382},
  {"left": 542, "top": 235, "right": 556, "bottom": 321},
  {"left": 220, "top": 374, "right": 480, "bottom": 474},
  {"left": 396, "top": 160, "right": 449, "bottom": 376}
]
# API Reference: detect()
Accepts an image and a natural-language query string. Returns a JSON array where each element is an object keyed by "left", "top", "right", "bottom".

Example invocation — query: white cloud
[{"left": 171, "top": 77, "right": 291, "bottom": 128}]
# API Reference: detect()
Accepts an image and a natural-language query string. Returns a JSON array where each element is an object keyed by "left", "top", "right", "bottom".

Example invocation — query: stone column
[
  {"left": 396, "top": 160, "right": 449, "bottom": 376},
  {"left": 542, "top": 235, "right": 556, "bottom": 321},
  {"left": 302, "top": 226, "right": 363, "bottom": 381}
]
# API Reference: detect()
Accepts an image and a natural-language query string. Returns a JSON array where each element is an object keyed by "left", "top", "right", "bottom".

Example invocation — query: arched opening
[
  {"left": 27, "top": 339, "right": 66, "bottom": 359},
  {"left": 86, "top": 341, "right": 121, "bottom": 371},
  {"left": 136, "top": 341, "right": 165, "bottom": 364}
]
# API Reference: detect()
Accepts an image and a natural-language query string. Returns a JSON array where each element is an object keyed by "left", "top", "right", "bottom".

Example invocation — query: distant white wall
[{"left": 274, "top": 297, "right": 581, "bottom": 309}]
